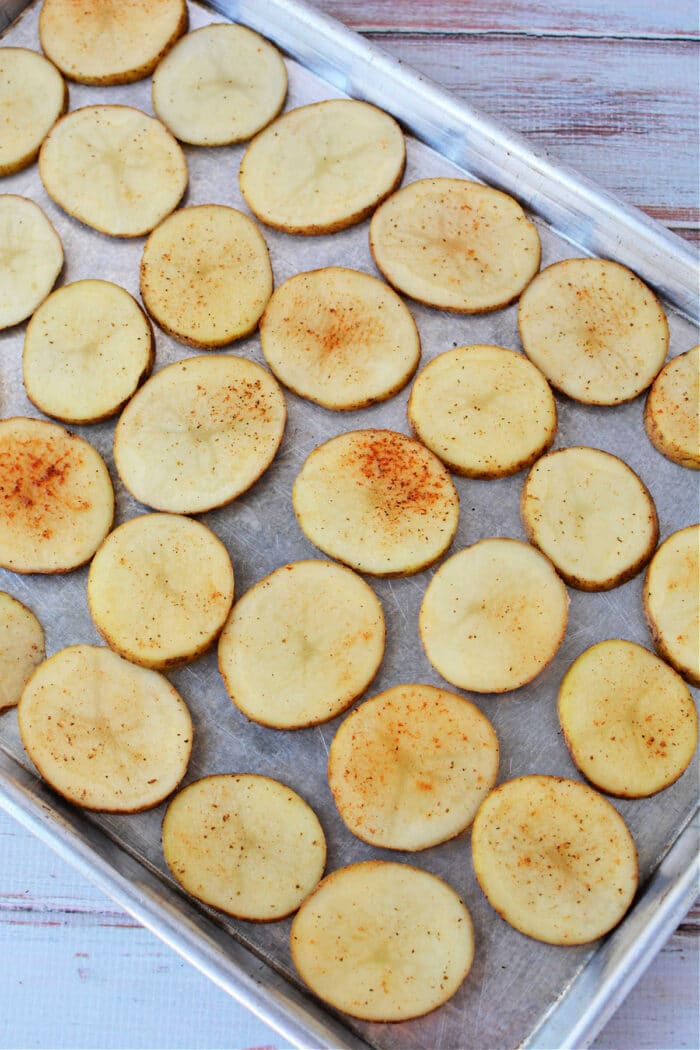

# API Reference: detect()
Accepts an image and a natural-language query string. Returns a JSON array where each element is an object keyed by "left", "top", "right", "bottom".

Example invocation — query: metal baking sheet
[{"left": 0, "top": 2, "right": 698, "bottom": 1048}]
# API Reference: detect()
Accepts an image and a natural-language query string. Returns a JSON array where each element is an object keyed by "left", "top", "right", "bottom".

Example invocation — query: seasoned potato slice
[
  {"left": 163, "top": 774, "right": 326, "bottom": 921},
  {"left": 472, "top": 775, "right": 638, "bottom": 945},
  {"left": 521, "top": 446, "right": 658, "bottom": 591},
  {"left": 328, "top": 684, "right": 498, "bottom": 850},
  {"left": 644, "top": 345, "right": 700, "bottom": 469},
  {"left": 419, "top": 538, "right": 569, "bottom": 693},
  {"left": 259, "top": 267, "right": 420, "bottom": 410},
  {"left": 292, "top": 429, "right": 459, "bottom": 576},
  {"left": 291, "top": 860, "right": 474, "bottom": 1021},
  {"left": 518, "top": 258, "right": 669, "bottom": 404},
  {"left": 239, "top": 99, "right": 405, "bottom": 235},
  {"left": 644, "top": 525, "right": 700, "bottom": 686},
  {"left": 0, "top": 195, "right": 63, "bottom": 331},
  {"left": 18, "top": 644, "right": 192, "bottom": 812},
  {"left": 370, "top": 178, "right": 541, "bottom": 313},
  {"left": 0, "top": 593, "right": 45, "bottom": 712},
  {"left": 114, "top": 355, "right": 286, "bottom": 514},
  {"left": 219, "top": 560, "right": 384, "bottom": 729},
  {"left": 0, "top": 48, "right": 67, "bottom": 176}
]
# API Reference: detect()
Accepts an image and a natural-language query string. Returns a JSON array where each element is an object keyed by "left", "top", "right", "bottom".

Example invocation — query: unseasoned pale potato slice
[
  {"left": 0, "top": 195, "right": 63, "bottom": 330},
  {"left": 259, "top": 267, "right": 420, "bottom": 410},
  {"left": 18, "top": 644, "right": 192, "bottom": 811},
  {"left": 88, "top": 513, "right": 234, "bottom": 670},
  {"left": 408, "top": 344, "right": 556, "bottom": 477},
  {"left": 472, "top": 775, "right": 638, "bottom": 945},
  {"left": 0, "top": 417, "right": 114, "bottom": 574},
  {"left": 23, "top": 280, "right": 154, "bottom": 424},
  {"left": 518, "top": 258, "right": 669, "bottom": 404},
  {"left": 370, "top": 178, "right": 541, "bottom": 313},
  {"left": 291, "top": 860, "right": 474, "bottom": 1021},
  {"left": 162, "top": 774, "right": 326, "bottom": 921},
  {"left": 328, "top": 684, "right": 498, "bottom": 850},
  {"left": 239, "top": 99, "right": 405, "bottom": 235},
  {"left": 644, "top": 345, "right": 700, "bottom": 469},
  {"left": 0, "top": 48, "right": 67, "bottom": 176},
  {"left": 419, "top": 538, "right": 569, "bottom": 693},
  {"left": 292, "top": 429, "right": 459, "bottom": 576},
  {"left": 0, "top": 593, "right": 45, "bottom": 712},
  {"left": 521, "top": 446, "right": 658, "bottom": 591},
  {"left": 39, "top": 105, "right": 187, "bottom": 237},
  {"left": 219, "top": 560, "right": 384, "bottom": 729},
  {"left": 644, "top": 525, "right": 700, "bottom": 686},
  {"left": 114, "top": 355, "right": 286, "bottom": 514}
]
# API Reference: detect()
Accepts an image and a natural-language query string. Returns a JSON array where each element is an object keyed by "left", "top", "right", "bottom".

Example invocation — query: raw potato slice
[
  {"left": 0, "top": 593, "right": 45, "bottom": 712},
  {"left": 18, "top": 644, "right": 192, "bottom": 812},
  {"left": 471, "top": 775, "right": 638, "bottom": 945},
  {"left": 219, "top": 560, "right": 384, "bottom": 729},
  {"left": 328, "top": 684, "right": 499, "bottom": 850},
  {"left": 521, "top": 446, "right": 658, "bottom": 591},
  {"left": 39, "top": 0, "right": 187, "bottom": 86},
  {"left": 644, "top": 345, "right": 700, "bottom": 469},
  {"left": 292, "top": 429, "right": 459, "bottom": 576},
  {"left": 644, "top": 525, "right": 700, "bottom": 686},
  {"left": 419, "top": 538, "right": 569, "bottom": 693},
  {"left": 518, "top": 258, "right": 669, "bottom": 405},
  {"left": 39, "top": 105, "right": 187, "bottom": 238},
  {"left": 140, "top": 205, "right": 272, "bottom": 347},
  {"left": 88, "top": 513, "right": 234, "bottom": 670},
  {"left": 370, "top": 178, "right": 541, "bottom": 313},
  {"left": 0, "top": 417, "right": 114, "bottom": 574},
  {"left": 0, "top": 48, "right": 67, "bottom": 176},
  {"left": 114, "top": 355, "right": 286, "bottom": 514},
  {"left": 23, "top": 280, "right": 154, "bottom": 424},
  {"left": 291, "top": 860, "right": 474, "bottom": 1022},
  {"left": 152, "top": 23, "right": 287, "bottom": 146},
  {"left": 408, "top": 344, "right": 557, "bottom": 477},
  {"left": 239, "top": 99, "right": 405, "bottom": 235},
  {"left": 0, "top": 196, "right": 63, "bottom": 330},
  {"left": 558, "top": 640, "right": 698, "bottom": 798}
]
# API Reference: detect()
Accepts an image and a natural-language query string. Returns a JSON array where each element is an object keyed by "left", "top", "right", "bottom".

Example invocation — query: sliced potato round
[
  {"left": 114, "top": 355, "right": 286, "bottom": 514},
  {"left": 162, "top": 774, "right": 326, "bottom": 922},
  {"left": 518, "top": 258, "right": 669, "bottom": 404},
  {"left": 0, "top": 417, "right": 114, "bottom": 574},
  {"left": 419, "top": 538, "right": 569, "bottom": 693},
  {"left": 472, "top": 775, "right": 638, "bottom": 945},
  {"left": 291, "top": 860, "right": 474, "bottom": 1021},
  {"left": 219, "top": 560, "right": 384, "bottom": 729},
  {"left": 644, "top": 525, "right": 700, "bottom": 686},
  {"left": 292, "top": 429, "right": 459, "bottom": 576},
  {"left": 18, "top": 644, "right": 192, "bottom": 812},
  {"left": 369, "top": 178, "right": 541, "bottom": 313},
  {"left": 0, "top": 195, "right": 63, "bottom": 331},
  {"left": 521, "top": 446, "right": 658, "bottom": 591},
  {"left": 644, "top": 345, "right": 700, "bottom": 469},
  {"left": 408, "top": 344, "right": 556, "bottom": 477},
  {"left": 0, "top": 593, "right": 45, "bottom": 712},
  {"left": 23, "top": 279, "right": 154, "bottom": 424},
  {"left": 328, "top": 684, "right": 499, "bottom": 850},
  {"left": 0, "top": 47, "right": 67, "bottom": 177},
  {"left": 39, "top": 105, "right": 187, "bottom": 238},
  {"left": 239, "top": 99, "right": 405, "bottom": 235},
  {"left": 259, "top": 267, "right": 420, "bottom": 410}
]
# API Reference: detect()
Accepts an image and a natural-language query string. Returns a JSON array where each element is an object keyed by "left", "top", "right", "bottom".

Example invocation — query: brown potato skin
[{"left": 0, "top": 51, "right": 68, "bottom": 177}]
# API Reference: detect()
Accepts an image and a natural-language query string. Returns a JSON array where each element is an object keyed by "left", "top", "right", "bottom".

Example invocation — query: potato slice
[
  {"left": 419, "top": 538, "right": 569, "bottom": 693},
  {"left": 39, "top": 0, "right": 187, "bottom": 86},
  {"left": 644, "top": 345, "right": 700, "bottom": 469},
  {"left": 0, "top": 593, "right": 45, "bottom": 712},
  {"left": 239, "top": 99, "right": 405, "bottom": 235},
  {"left": 471, "top": 775, "right": 638, "bottom": 945},
  {"left": 23, "top": 279, "right": 154, "bottom": 424},
  {"left": 290, "top": 860, "right": 474, "bottom": 1021},
  {"left": 292, "top": 429, "right": 459, "bottom": 576},
  {"left": 328, "top": 684, "right": 498, "bottom": 850},
  {"left": 408, "top": 344, "right": 556, "bottom": 477},
  {"left": 518, "top": 258, "right": 669, "bottom": 405},
  {"left": 521, "top": 446, "right": 658, "bottom": 591},
  {"left": 152, "top": 23, "right": 287, "bottom": 146},
  {"left": 0, "top": 417, "right": 114, "bottom": 574},
  {"left": 18, "top": 644, "right": 192, "bottom": 812},
  {"left": 114, "top": 355, "right": 286, "bottom": 514},
  {"left": 39, "top": 105, "right": 187, "bottom": 238},
  {"left": 219, "top": 560, "right": 384, "bottom": 729},
  {"left": 88, "top": 513, "right": 234, "bottom": 670},
  {"left": 162, "top": 774, "right": 326, "bottom": 922},
  {"left": 0, "top": 195, "right": 63, "bottom": 331},
  {"left": 259, "top": 267, "right": 420, "bottom": 410},
  {"left": 643, "top": 525, "right": 700, "bottom": 686},
  {"left": 369, "top": 178, "right": 541, "bottom": 313},
  {"left": 0, "top": 48, "right": 67, "bottom": 176}
]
